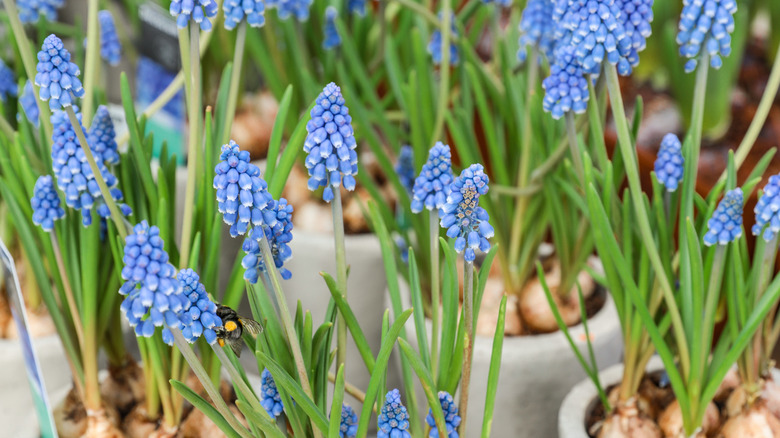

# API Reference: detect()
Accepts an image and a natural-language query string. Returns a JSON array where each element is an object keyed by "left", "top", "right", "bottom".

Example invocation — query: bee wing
[
  {"left": 228, "top": 340, "right": 243, "bottom": 357},
  {"left": 240, "top": 318, "right": 264, "bottom": 337}
]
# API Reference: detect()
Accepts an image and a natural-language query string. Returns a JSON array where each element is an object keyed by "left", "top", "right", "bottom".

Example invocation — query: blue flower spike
[
  {"left": 169, "top": 0, "right": 219, "bottom": 30},
  {"left": 619, "top": 0, "right": 654, "bottom": 55},
  {"left": 517, "top": 0, "right": 555, "bottom": 63},
  {"left": 0, "top": 59, "right": 18, "bottom": 102},
  {"left": 98, "top": 11, "right": 122, "bottom": 66},
  {"left": 411, "top": 142, "right": 454, "bottom": 213},
  {"left": 303, "top": 83, "right": 358, "bottom": 202},
  {"left": 242, "top": 198, "right": 294, "bottom": 283},
  {"left": 119, "top": 221, "right": 188, "bottom": 339},
  {"left": 348, "top": 0, "right": 365, "bottom": 16},
  {"left": 396, "top": 145, "right": 416, "bottom": 195},
  {"left": 339, "top": 404, "right": 358, "bottom": 438},
  {"left": 31, "top": 175, "right": 65, "bottom": 232},
  {"left": 428, "top": 12, "right": 459, "bottom": 66},
  {"left": 542, "top": 45, "right": 590, "bottom": 120},
  {"left": 677, "top": 0, "right": 737, "bottom": 73},
  {"left": 752, "top": 175, "right": 780, "bottom": 242},
  {"left": 265, "top": 0, "right": 313, "bottom": 21},
  {"left": 214, "top": 140, "right": 274, "bottom": 237},
  {"left": 441, "top": 164, "right": 493, "bottom": 262},
  {"left": 323, "top": 7, "right": 342, "bottom": 50},
  {"left": 18, "top": 0, "right": 64, "bottom": 23},
  {"left": 426, "top": 391, "right": 461, "bottom": 438},
  {"left": 20, "top": 81, "right": 40, "bottom": 126},
  {"left": 35, "top": 34, "right": 85, "bottom": 110},
  {"left": 177, "top": 269, "right": 222, "bottom": 344},
  {"left": 654, "top": 133, "right": 684, "bottom": 192},
  {"left": 223, "top": 0, "right": 266, "bottom": 30},
  {"left": 377, "top": 389, "right": 412, "bottom": 438},
  {"left": 260, "top": 369, "right": 284, "bottom": 418},
  {"left": 88, "top": 105, "right": 120, "bottom": 165},
  {"left": 703, "top": 188, "right": 743, "bottom": 246}
]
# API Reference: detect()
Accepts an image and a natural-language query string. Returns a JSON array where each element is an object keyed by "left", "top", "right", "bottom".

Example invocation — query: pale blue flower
[{"left": 703, "top": 188, "right": 743, "bottom": 246}]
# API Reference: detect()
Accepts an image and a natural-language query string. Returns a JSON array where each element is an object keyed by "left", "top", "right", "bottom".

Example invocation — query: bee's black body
[{"left": 215, "top": 305, "right": 262, "bottom": 357}]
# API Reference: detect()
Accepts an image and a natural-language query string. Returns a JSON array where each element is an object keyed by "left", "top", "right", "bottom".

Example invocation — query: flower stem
[
  {"left": 0, "top": 115, "right": 14, "bottom": 138},
  {"left": 220, "top": 20, "right": 247, "bottom": 146},
  {"left": 565, "top": 111, "right": 585, "bottom": 185},
  {"left": 65, "top": 106, "right": 128, "bottom": 240},
  {"left": 430, "top": 210, "right": 441, "bottom": 377},
  {"left": 332, "top": 187, "right": 349, "bottom": 372},
  {"left": 431, "top": 0, "right": 452, "bottom": 145},
  {"left": 81, "top": 0, "right": 100, "bottom": 125},
  {"left": 50, "top": 233, "right": 84, "bottom": 348},
  {"left": 458, "top": 259, "right": 474, "bottom": 436},
  {"left": 179, "top": 25, "right": 202, "bottom": 270},
  {"left": 391, "top": 0, "right": 440, "bottom": 26},
  {"left": 211, "top": 344, "right": 266, "bottom": 415}
]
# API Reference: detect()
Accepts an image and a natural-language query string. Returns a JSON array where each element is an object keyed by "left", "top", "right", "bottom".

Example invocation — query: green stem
[
  {"left": 81, "top": 0, "right": 100, "bottom": 125},
  {"left": 565, "top": 111, "right": 585, "bottom": 185},
  {"left": 50, "top": 234, "right": 84, "bottom": 348},
  {"left": 429, "top": 210, "right": 441, "bottom": 377},
  {"left": 682, "top": 55, "right": 710, "bottom": 222},
  {"left": 392, "top": 0, "right": 439, "bottom": 26},
  {"left": 221, "top": 20, "right": 247, "bottom": 146},
  {"left": 693, "top": 245, "right": 726, "bottom": 401},
  {"left": 146, "top": 338, "right": 177, "bottom": 428},
  {"left": 458, "top": 260, "right": 474, "bottom": 436},
  {"left": 332, "top": 187, "right": 349, "bottom": 371},
  {"left": 0, "top": 115, "right": 14, "bottom": 138},
  {"left": 431, "top": 0, "right": 452, "bottom": 145},
  {"left": 211, "top": 345, "right": 267, "bottom": 415},
  {"left": 604, "top": 64, "right": 690, "bottom": 377},
  {"left": 65, "top": 106, "right": 128, "bottom": 240}
]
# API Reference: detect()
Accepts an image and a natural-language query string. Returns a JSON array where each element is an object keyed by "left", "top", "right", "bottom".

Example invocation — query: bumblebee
[{"left": 215, "top": 305, "right": 263, "bottom": 357}]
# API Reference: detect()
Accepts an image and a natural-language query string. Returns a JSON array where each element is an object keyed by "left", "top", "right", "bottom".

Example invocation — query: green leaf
[
  {"left": 322, "top": 272, "right": 376, "bottom": 373},
  {"left": 265, "top": 85, "right": 293, "bottom": 179},
  {"left": 171, "top": 380, "right": 244, "bottom": 438},
  {"left": 328, "top": 364, "right": 346, "bottom": 438},
  {"left": 482, "top": 295, "right": 507, "bottom": 438}
]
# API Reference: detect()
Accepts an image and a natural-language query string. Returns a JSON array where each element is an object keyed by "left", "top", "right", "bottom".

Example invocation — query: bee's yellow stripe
[{"left": 225, "top": 320, "right": 238, "bottom": 332}]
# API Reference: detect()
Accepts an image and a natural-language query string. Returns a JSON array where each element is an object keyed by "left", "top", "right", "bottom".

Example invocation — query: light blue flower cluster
[
  {"left": 618, "top": 0, "right": 653, "bottom": 54},
  {"left": 31, "top": 175, "right": 65, "bottom": 232},
  {"left": 377, "top": 389, "right": 412, "bottom": 438},
  {"left": 554, "top": 0, "right": 634, "bottom": 75},
  {"left": 50, "top": 108, "right": 131, "bottom": 226},
  {"left": 323, "top": 7, "right": 342, "bottom": 50},
  {"left": 517, "top": 0, "right": 556, "bottom": 63},
  {"left": 260, "top": 369, "right": 284, "bottom": 418},
  {"left": 396, "top": 145, "right": 416, "bottom": 195},
  {"left": 176, "top": 269, "right": 222, "bottom": 344},
  {"left": 88, "top": 105, "right": 120, "bottom": 166},
  {"left": 223, "top": 0, "right": 266, "bottom": 30},
  {"left": 411, "top": 142, "right": 453, "bottom": 213},
  {"left": 17, "top": 0, "right": 64, "bottom": 23},
  {"left": 304, "top": 83, "right": 358, "bottom": 202},
  {"left": 348, "top": 0, "right": 365, "bottom": 16},
  {"left": 0, "top": 59, "right": 18, "bottom": 102},
  {"left": 752, "top": 175, "right": 780, "bottom": 242},
  {"left": 428, "top": 12, "right": 459, "bottom": 66},
  {"left": 426, "top": 391, "right": 461, "bottom": 438},
  {"left": 703, "top": 188, "right": 743, "bottom": 246},
  {"left": 677, "top": 0, "right": 737, "bottom": 73},
  {"left": 265, "top": 0, "right": 312, "bottom": 21},
  {"left": 35, "top": 34, "right": 85, "bottom": 110},
  {"left": 441, "top": 164, "right": 493, "bottom": 262},
  {"left": 20, "top": 81, "right": 39, "bottom": 126},
  {"left": 119, "top": 221, "right": 187, "bottom": 338},
  {"left": 169, "top": 0, "right": 219, "bottom": 30},
  {"left": 339, "top": 404, "right": 358, "bottom": 438},
  {"left": 214, "top": 140, "right": 274, "bottom": 237},
  {"left": 98, "top": 11, "right": 122, "bottom": 66},
  {"left": 654, "top": 133, "right": 684, "bottom": 192},
  {"left": 242, "top": 198, "right": 294, "bottom": 282},
  {"left": 542, "top": 45, "right": 590, "bottom": 120}
]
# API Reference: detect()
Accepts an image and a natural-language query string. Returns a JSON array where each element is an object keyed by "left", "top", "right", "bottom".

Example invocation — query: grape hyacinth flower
[
  {"left": 98, "top": 11, "right": 122, "bottom": 66},
  {"left": 377, "top": 389, "right": 412, "bottom": 438},
  {"left": 223, "top": 0, "right": 266, "bottom": 29},
  {"left": 20, "top": 81, "right": 39, "bottom": 126},
  {"left": 35, "top": 34, "right": 85, "bottom": 110},
  {"left": 303, "top": 83, "right": 358, "bottom": 202},
  {"left": 426, "top": 391, "right": 461, "bottom": 438},
  {"left": 752, "top": 175, "right": 780, "bottom": 242},
  {"left": 260, "top": 369, "right": 284, "bottom": 418},
  {"left": 677, "top": 0, "right": 737, "bottom": 72},
  {"left": 441, "top": 164, "right": 493, "bottom": 262},
  {"left": 119, "top": 221, "right": 187, "bottom": 338},
  {"left": 265, "top": 0, "right": 312, "bottom": 21},
  {"left": 618, "top": 0, "right": 654, "bottom": 54},
  {"left": 323, "top": 7, "right": 341, "bottom": 50},
  {"left": 17, "top": 0, "right": 64, "bottom": 23},
  {"left": 428, "top": 12, "right": 459, "bottom": 66},
  {"left": 88, "top": 105, "right": 120, "bottom": 165},
  {"left": 242, "top": 198, "right": 294, "bottom": 282},
  {"left": 517, "top": 0, "right": 555, "bottom": 62},
  {"left": 396, "top": 145, "right": 416, "bottom": 195},
  {"left": 411, "top": 142, "right": 453, "bottom": 213},
  {"left": 703, "top": 188, "right": 743, "bottom": 246},
  {"left": 542, "top": 45, "right": 590, "bottom": 120},
  {"left": 176, "top": 269, "right": 222, "bottom": 344},
  {"left": 0, "top": 59, "right": 18, "bottom": 102},
  {"left": 554, "top": 0, "right": 635, "bottom": 75},
  {"left": 50, "top": 108, "right": 131, "bottom": 226},
  {"left": 214, "top": 140, "right": 274, "bottom": 237},
  {"left": 31, "top": 175, "right": 65, "bottom": 232},
  {"left": 169, "top": 0, "right": 219, "bottom": 30},
  {"left": 339, "top": 404, "right": 358, "bottom": 438},
  {"left": 347, "top": 0, "right": 365, "bottom": 16},
  {"left": 654, "top": 133, "right": 684, "bottom": 192}
]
